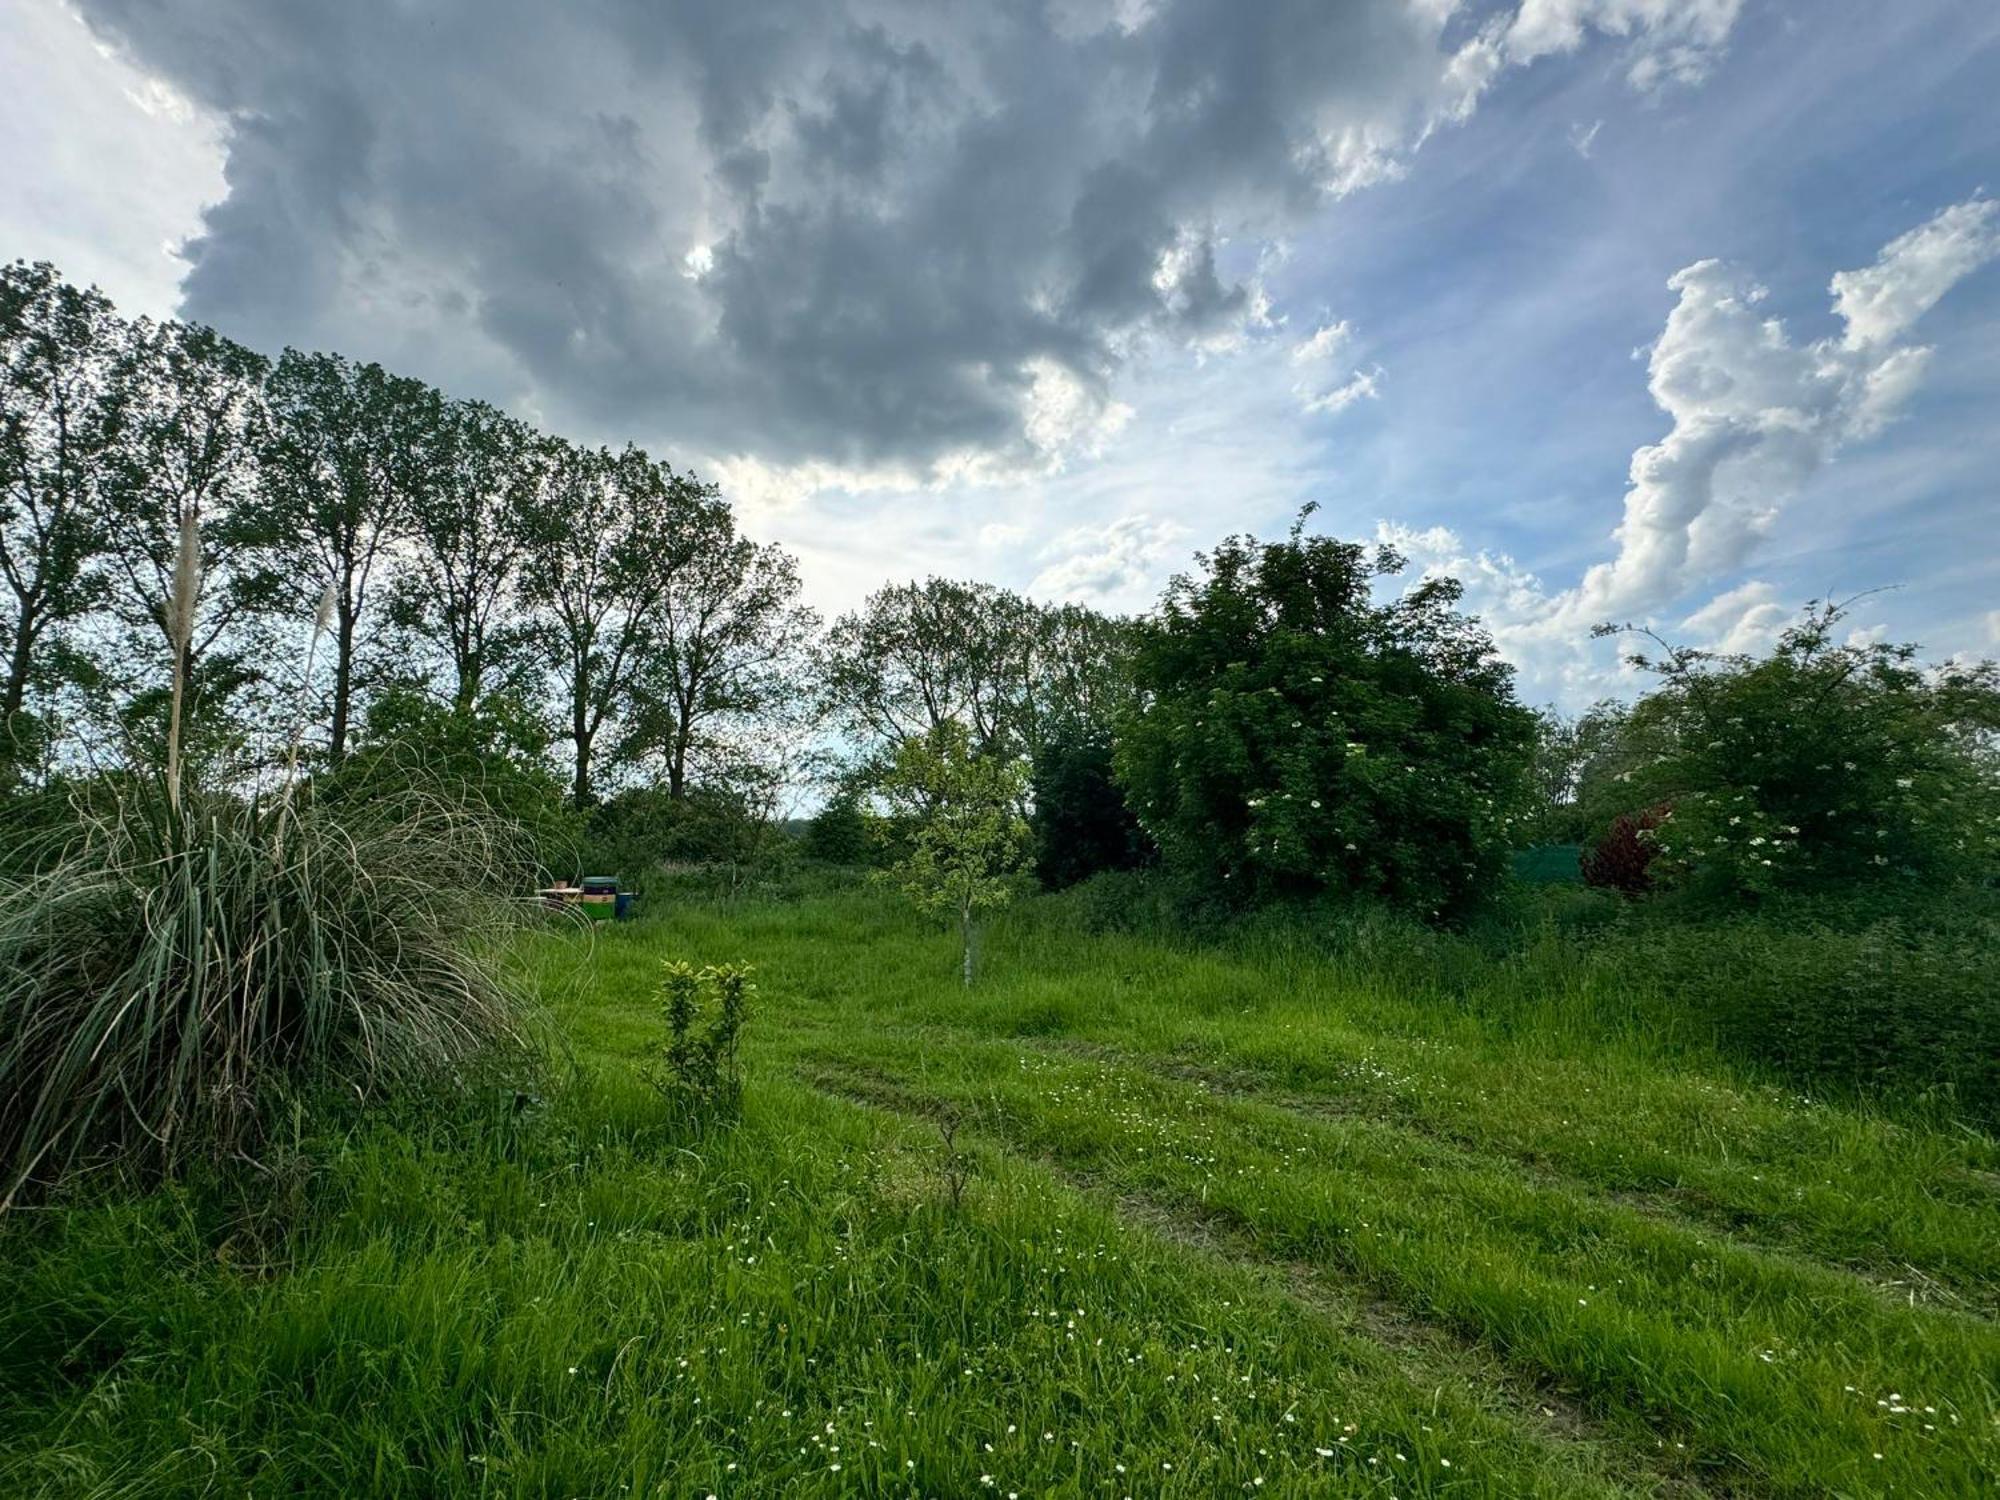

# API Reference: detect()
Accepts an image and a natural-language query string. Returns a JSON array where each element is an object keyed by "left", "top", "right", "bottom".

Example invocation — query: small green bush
[
  {"left": 646, "top": 960, "right": 752, "bottom": 1121},
  {"left": 802, "top": 793, "right": 871, "bottom": 866}
]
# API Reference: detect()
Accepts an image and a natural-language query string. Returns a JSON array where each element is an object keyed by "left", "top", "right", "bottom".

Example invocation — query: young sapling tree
[{"left": 877, "top": 721, "right": 1029, "bottom": 985}]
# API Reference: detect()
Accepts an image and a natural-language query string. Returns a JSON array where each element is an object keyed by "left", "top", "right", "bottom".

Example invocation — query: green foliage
[
  {"left": 1116, "top": 517, "right": 1536, "bottom": 916},
  {"left": 1525, "top": 702, "right": 1635, "bottom": 843},
  {"left": 877, "top": 720, "right": 1030, "bottom": 983},
  {"left": 1599, "top": 600, "right": 2000, "bottom": 901},
  {"left": 578, "top": 781, "right": 791, "bottom": 895},
  {"left": 646, "top": 960, "right": 752, "bottom": 1122},
  {"left": 0, "top": 780, "right": 530, "bottom": 1202},
  {"left": 1029, "top": 734, "right": 1152, "bottom": 889},
  {"left": 820, "top": 578, "right": 1137, "bottom": 778},
  {"left": 802, "top": 790, "right": 871, "bottom": 865},
  {"left": 322, "top": 686, "right": 575, "bottom": 875}
]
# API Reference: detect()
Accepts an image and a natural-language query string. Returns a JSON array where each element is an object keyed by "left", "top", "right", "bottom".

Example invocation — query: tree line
[
  {"left": 11, "top": 259, "right": 1993, "bottom": 915},
  {"left": 1, "top": 262, "right": 1143, "bottom": 863}
]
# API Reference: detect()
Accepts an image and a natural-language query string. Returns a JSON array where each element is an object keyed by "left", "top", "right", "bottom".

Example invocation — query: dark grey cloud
[{"left": 69, "top": 0, "right": 1716, "bottom": 476}]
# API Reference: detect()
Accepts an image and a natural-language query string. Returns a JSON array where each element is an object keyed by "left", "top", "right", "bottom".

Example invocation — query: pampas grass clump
[
  {"left": 0, "top": 509, "right": 532, "bottom": 1204},
  {"left": 0, "top": 784, "right": 531, "bottom": 1204}
]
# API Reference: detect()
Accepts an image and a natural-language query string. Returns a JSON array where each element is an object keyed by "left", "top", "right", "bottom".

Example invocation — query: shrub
[
  {"left": 1115, "top": 514, "right": 1536, "bottom": 917},
  {"left": 646, "top": 960, "right": 752, "bottom": 1120},
  {"left": 803, "top": 793, "right": 871, "bottom": 865},
  {"left": 323, "top": 686, "right": 575, "bottom": 876},
  {"left": 0, "top": 782, "right": 530, "bottom": 1204},
  {"left": 1579, "top": 805, "right": 1668, "bottom": 895},
  {"left": 1599, "top": 601, "right": 2000, "bottom": 902},
  {"left": 1029, "top": 735, "right": 1151, "bottom": 889}
]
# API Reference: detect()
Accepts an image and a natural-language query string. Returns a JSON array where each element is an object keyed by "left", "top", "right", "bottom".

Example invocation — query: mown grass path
[{"left": 1, "top": 888, "right": 1994, "bottom": 1497}]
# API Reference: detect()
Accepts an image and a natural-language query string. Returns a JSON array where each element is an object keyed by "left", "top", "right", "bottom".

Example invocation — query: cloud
[
  {"left": 1372, "top": 198, "right": 2000, "bottom": 699},
  {"left": 1568, "top": 197, "right": 2000, "bottom": 626},
  {"left": 1301, "top": 365, "right": 1384, "bottom": 416},
  {"left": 1504, "top": 0, "right": 1745, "bottom": 88},
  {"left": 1830, "top": 197, "right": 2000, "bottom": 349},
  {"left": 64, "top": 0, "right": 1743, "bottom": 487},
  {"left": 1029, "top": 514, "right": 1192, "bottom": 605},
  {"left": 1568, "top": 118, "right": 1604, "bottom": 157},
  {"left": 1679, "top": 579, "right": 1790, "bottom": 655},
  {"left": 1290, "top": 320, "right": 1353, "bottom": 364}
]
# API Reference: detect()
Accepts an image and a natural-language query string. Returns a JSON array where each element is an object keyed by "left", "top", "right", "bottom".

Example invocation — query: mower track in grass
[
  {"left": 784, "top": 1029, "right": 2000, "bottom": 1499},
  {"left": 1013, "top": 1034, "right": 2000, "bottom": 1321},
  {"left": 803, "top": 1060, "right": 1727, "bottom": 1500}
]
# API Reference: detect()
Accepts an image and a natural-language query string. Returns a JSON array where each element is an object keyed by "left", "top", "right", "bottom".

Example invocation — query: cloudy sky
[{"left": 6, "top": 0, "right": 1997, "bottom": 704}]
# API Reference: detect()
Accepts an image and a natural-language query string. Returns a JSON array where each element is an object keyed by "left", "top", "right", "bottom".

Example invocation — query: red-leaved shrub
[{"left": 1580, "top": 805, "right": 1669, "bottom": 896}]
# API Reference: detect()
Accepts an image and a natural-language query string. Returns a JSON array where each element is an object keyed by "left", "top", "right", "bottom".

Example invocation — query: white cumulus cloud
[
  {"left": 1568, "top": 196, "right": 2000, "bottom": 627},
  {"left": 1030, "top": 514, "right": 1192, "bottom": 606}
]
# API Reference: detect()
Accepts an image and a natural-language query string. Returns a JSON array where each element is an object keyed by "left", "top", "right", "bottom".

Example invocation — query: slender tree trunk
[
  {"left": 1, "top": 604, "right": 36, "bottom": 722},
  {"left": 452, "top": 657, "right": 479, "bottom": 717},
  {"left": 572, "top": 724, "right": 594, "bottom": 806},
  {"left": 960, "top": 899, "right": 974, "bottom": 988},
  {"left": 0, "top": 600, "right": 38, "bottom": 770},
  {"left": 328, "top": 608, "right": 356, "bottom": 764}
]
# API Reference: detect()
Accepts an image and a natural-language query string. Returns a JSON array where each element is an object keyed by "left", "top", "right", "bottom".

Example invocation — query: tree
[
  {"left": 388, "top": 397, "right": 540, "bottom": 715},
  {"left": 821, "top": 578, "right": 1027, "bottom": 761},
  {"left": 521, "top": 441, "right": 710, "bottom": 806},
  {"left": 821, "top": 578, "right": 1134, "bottom": 785},
  {"left": 1029, "top": 733, "right": 1151, "bottom": 889},
  {"left": 100, "top": 317, "right": 272, "bottom": 738},
  {"left": 1017, "top": 603, "right": 1140, "bottom": 760},
  {"left": 253, "top": 350, "right": 439, "bottom": 763},
  {"left": 621, "top": 504, "right": 818, "bottom": 800},
  {"left": 804, "top": 792, "right": 871, "bottom": 865},
  {"left": 877, "top": 721, "right": 1029, "bottom": 985},
  {"left": 1597, "top": 600, "right": 2000, "bottom": 900},
  {"left": 1526, "top": 700, "right": 1633, "bottom": 844},
  {"left": 1114, "top": 515, "right": 1535, "bottom": 916},
  {"left": 0, "top": 262, "right": 125, "bottom": 768}
]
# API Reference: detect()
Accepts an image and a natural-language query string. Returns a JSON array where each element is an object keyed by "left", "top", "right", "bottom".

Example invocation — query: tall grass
[
  {"left": 0, "top": 784, "right": 532, "bottom": 1204},
  {"left": 0, "top": 510, "right": 532, "bottom": 1205}
]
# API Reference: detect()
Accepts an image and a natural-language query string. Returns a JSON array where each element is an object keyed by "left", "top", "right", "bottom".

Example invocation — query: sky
[{"left": 4, "top": 0, "right": 1997, "bottom": 707}]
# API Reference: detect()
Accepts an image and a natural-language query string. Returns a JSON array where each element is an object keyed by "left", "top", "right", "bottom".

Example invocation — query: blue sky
[{"left": 4, "top": 0, "right": 1995, "bottom": 706}]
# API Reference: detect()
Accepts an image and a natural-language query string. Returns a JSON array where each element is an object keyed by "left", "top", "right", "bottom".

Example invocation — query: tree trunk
[
  {"left": 960, "top": 901, "right": 975, "bottom": 988},
  {"left": 0, "top": 600, "right": 37, "bottom": 770},
  {"left": 1, "top": 604, "right": 36, "bottom": 722},
  {"left": 328, "top": 608, "right": 356, "bottom": 764},
  {"left": 572, "top": 725, "right": 594, "bottom": 807},
  {"left": 452, "top": 656, "right": 479, "bottom": 717}
]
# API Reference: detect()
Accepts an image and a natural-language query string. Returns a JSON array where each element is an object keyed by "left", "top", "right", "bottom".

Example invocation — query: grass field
[{"left": 2, "top": 885, "right": 1996, "bottom": 1497}]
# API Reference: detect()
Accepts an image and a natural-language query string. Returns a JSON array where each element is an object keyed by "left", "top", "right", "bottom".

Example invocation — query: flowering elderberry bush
[
  {"left": 1595, "top": 600, "right": 2000, "bottom": 902},
  {"left": 1113, "top": 514, "right": 1536, "bottom": 918}
]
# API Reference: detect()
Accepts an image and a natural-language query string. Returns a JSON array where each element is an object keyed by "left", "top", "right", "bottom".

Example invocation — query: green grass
[{"left": 1, "top": 885, "right": 1994, "bottom": 1496}]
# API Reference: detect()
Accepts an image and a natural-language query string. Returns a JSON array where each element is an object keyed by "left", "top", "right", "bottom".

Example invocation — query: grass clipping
[{"left": 0, "top": 784, "right": 531, "bottom": 1205}]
